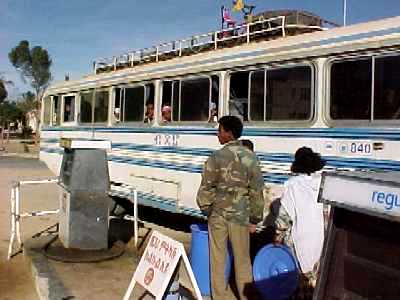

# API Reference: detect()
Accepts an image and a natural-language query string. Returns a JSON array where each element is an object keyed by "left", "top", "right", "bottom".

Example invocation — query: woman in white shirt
[{"left": 273, "top": 147, "right": 326, "bottom": 299}]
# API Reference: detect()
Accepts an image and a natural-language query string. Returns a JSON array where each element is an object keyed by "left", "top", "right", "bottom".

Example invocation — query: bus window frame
[
  {"left": 61, "top": 93, "right": 78, "bottom": 126},
  {"left": 227, "top": 62, "right": 316, "bottom": 127},
  {"left": 78, "top": 88, "right": 110, "bottom": 126},
  {"left": 112, "top": 83, "right": 152, "bottom": 126},
  {"left": 122, "top": 84, "right": 146, "bottom": 124},
  {"left": 160, "top": 79, "right": 179, "bottom": 123},
  {"left": 248, "top": 68, "right": 266, "bottom": 122},
  {"left": 110, "top": 87, "right": 122, "bottom": 124},
  {"left": 325, "top": 51, "right": 400, "bottom": 127},
  {"left": 51, "top": 95, "right": 62, "bottom": 127},
  {"left": 160, "top": 74, "right": 215, "bottom": 126},
  {"left": 93, "top": 88, "right": 110, "bottom": 125},
  {"left": 78, "top": 89, "right": 95, "bottom": 125},
  {"left": 371, "top": 52, "right": 400, "bottom": 125}
]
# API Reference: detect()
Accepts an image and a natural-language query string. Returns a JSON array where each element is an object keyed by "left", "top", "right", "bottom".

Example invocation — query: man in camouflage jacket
[{"left": 196, "top": 116, "right": 265, "bottom": 300}]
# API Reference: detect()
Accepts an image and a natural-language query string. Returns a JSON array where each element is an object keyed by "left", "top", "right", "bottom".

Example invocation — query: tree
[
  {"left": 16, "top": 91, "right": 36, "bottom": 114},
  {"left": 0, "top": 73, "right": 13, "bottom": 103},
  {"left": 0, "top": 101, "right": 22, "bottom": 127},
  {"left": 15, "top": 91, "right": 36, "bottom": 131},
  {"left": 9, "top": 40, "right": 52, "bottom": 143}
]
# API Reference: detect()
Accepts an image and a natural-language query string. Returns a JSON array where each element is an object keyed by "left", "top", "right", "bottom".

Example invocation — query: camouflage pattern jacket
[{"left": 196, "top": 140, "right": 265, "bottom": 225}]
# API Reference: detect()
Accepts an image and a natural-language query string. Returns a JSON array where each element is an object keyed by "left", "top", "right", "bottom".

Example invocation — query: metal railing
[
  {"left": 93, "top": 15, "right": 293, "bottom": 74},
  {"left": 8, "top": 178, "right": 60, "bottom": 260}
]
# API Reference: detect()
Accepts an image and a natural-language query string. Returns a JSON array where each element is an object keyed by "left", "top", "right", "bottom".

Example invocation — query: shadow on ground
[{"left": 111, "top": 196, "right": 206, "bottom": 233}]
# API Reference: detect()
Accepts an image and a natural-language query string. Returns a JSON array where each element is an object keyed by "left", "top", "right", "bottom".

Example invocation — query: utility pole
[{"left": 343, "top": 0, "right": 347, "bottom": 26}]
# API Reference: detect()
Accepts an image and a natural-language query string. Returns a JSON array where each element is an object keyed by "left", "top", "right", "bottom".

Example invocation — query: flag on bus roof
[
  {"left": 233, "top": 0, "right": 245, "bottom": 12},
  {"left": 222, "top": 6, "right": 236, "bottom": 26}
]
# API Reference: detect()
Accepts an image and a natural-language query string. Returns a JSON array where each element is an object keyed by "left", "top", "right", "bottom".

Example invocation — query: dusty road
[
  {"left": 0, "top": 157, "right": 60, "bottom": 300},
  {"left": 0, "top": 157, "right": 201, "bottom": 299}
]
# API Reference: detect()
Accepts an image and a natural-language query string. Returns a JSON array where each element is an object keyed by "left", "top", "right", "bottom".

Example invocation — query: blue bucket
[
  {"left": 253, "top": 244, "right": 299, "bottom": 300},
  {"left": 190, "top": 224, "right": 232, "bottom": 296}
]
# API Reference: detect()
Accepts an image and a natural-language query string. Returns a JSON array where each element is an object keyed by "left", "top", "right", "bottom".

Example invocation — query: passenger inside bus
[
  {"left": 113, "top": 107, "right": 121, "bottom": 122},
  {"left": 144, "top": 100, "right": 154, "bottom": 123},
  {"left": 64, "top": 103, "right": 74, "bottom": 122},
  {"left": 208, "top": 102, "right": 218, "bottom": 123},
  {"left": 161, "top": 104, "right": 172, "bottom": 123}
]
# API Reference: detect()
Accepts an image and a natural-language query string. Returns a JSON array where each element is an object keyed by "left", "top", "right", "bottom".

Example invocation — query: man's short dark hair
[
  {"left": 218, "top": 116, "right": 243, "bottom": 139},
  {"left": 146, "top": 99, "right": 154, "bottom": 106}
]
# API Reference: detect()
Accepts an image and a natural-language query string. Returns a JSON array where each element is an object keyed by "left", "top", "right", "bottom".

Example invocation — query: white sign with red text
[{"left": 123, "top": 230, "right": 202, "bottom": 300}]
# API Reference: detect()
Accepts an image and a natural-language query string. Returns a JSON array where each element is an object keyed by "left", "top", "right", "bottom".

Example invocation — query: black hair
[
  {"left": 218, "top": 115, "right": 243, "bottom": 139},
  {"left": 146, "top": 99, "right": 154, "bottom": 106},
  {"left": 241, "top": 139, "right": 254, "bottom": 152},
  {"left": 291, "top": 147, "right": 326, "bottom": 175}
]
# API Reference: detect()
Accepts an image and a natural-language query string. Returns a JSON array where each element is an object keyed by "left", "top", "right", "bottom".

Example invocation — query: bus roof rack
[{"left": 93, "top": 10, "right": 337, "bottom": 75}]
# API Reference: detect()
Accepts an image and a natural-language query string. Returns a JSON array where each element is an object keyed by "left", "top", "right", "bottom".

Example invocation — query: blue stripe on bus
[
  {"left": 41, "top": 143, "right": 400, "bottom": 170},
  {"left": 49, "top": 25, "right": 400, "bottom": 91},
  {"left": 41, "top": 140, "right": 400, "bottom": 171},
  {"left": 40, "top": 147, "right": 290, "bottom": 183},
  {"left": 113, "top": 143, "right": 213, "bottom": 156},
  {"left": 41, "top": 142, "right": 400, "bottom": 170},
  {"left": 110, "top": 155, "right": 290, "bottom": 184},
  {"left": 40, "top": 146, "right": 400, "bottom": 185},
  {"left": 41, "top": 127, "right": 400, "bottom": 140}
]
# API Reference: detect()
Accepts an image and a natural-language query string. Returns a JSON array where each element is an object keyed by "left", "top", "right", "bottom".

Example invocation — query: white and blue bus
[{"left": 40, "top": 14, "right": 400, "bottom": 218}]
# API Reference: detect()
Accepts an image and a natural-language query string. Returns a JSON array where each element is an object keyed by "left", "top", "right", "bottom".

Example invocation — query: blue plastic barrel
[
  {"left": 253, "top": 244, "right": 299, "bottom": 300},
  {"left": 190, "top": 224, "right": 232, "bottom": 296}
]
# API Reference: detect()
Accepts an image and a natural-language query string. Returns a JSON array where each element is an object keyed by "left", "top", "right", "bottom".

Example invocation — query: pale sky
[{"left": 1, "top": 0, "right": 400, "bottom": 99}]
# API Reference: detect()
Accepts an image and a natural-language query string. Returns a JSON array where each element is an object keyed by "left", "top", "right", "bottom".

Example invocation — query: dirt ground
[
  {"left": 0, "top": 156, "right": 204, "bottom": 299},
  {"left": 0, "top": 157, "right": 57, "bottom": 300}
]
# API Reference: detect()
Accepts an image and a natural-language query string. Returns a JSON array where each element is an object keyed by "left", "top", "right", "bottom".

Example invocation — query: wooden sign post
[{"left": 123, "top": 230, "right": 203, "bottom": 300}]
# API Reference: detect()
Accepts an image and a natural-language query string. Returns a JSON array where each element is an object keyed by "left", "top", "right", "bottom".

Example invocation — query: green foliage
[
  {"left": 16, "top": 91, "right": 37, "bottom": 114},
  {"left": 0, "top": 73, "right": 13, "bottom": 103},
  {"left": 9, "top": 40, "right": 52, "bottom": 143},
  {"left": 8, "top": 40, "right": 52, "bottom": 99},
  {"left": 0, "top": 101, "right": 22, "bottom": 126},
  {"left": 0, "top": 81, "right": 6, "bottom": 103}
]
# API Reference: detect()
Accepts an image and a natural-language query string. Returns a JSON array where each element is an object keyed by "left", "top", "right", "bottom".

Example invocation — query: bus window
[
  {"left": 172, "top": 81, "right": 179, "bottom": 122},
  {"left": 209, "top": 75, "right": 219, "bottom": 123},
  {"left": 63, "top": 95, "right": 76, "bottom": 122},
  {"left": 42, "top": 97, "right": 51, "bottom": 126},
  {"left": 94, "top": 90, "right": 109, "bottom": 123},
  {"left": 145, "top": 84, "right": 154, "bottom": 105},
  {"left": 162, "top": 81, "right": 173, "bottom": 122},
  {"left": 161, "top": 77, "right": 211, "bottom": 123},
  {"left": 124, "top": 86, "right": 144, "bottom": 122},
  {"left": 80, "top": 90, "right": 93, "bottom": 123},
  {"left": 114, "top": 88, "right": 122, "bottom": 122},
  {"left": 374, "top": 55, "right": 400, "bottom": 120},
  {"left": 161, "top": 80, "right": 179, "bottom": 122},
  {"left": 229, "top": 70, "right": 249, "bottom": 121},
  {"left": 249, "top": 69, "right": 265, "bottom": 121},
  {"left": 330, "top": 58, "right": 372, "bottom": 120},
  {"left": 180, "top": 77, "right": 210, "bottom": 122},
  {"left": 247, "top": 65, "right": 312, "bottom": 122},
  {"left": 144, "top": 84, "right": 155, "bottom": 123},
  {"left": 266, "top": 66, "right": 312, "bottom": 121},
  {"left": 53, "top": 96, "right": 61, "bottom": 126}
]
